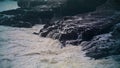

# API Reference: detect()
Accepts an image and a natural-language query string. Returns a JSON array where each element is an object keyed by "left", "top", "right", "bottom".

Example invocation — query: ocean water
[
  {"left": 0, "top": 25, "right": 120, "bottom": 68},
  {"left": 0, "top": 0, "right": 18, "bottom": 12},
  {"left": 0, "top": 1, "right": 120, "bottom": 68}
]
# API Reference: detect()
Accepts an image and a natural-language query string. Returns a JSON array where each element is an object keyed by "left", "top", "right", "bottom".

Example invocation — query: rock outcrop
[
  {"left": 82, "top": 23, "right": 120, "bottom": 59},
  {"left": 1, "top": 0, "right": 120, "bottom": 59},
  {"left": 100, "top": 0, "right": 120, "bottom": 10},
  {"left": 0, "top": 8, "right": 53, "bottom": 28},
  {"left": 39, "top": 10, "right": 120, "bottom": 44},
  {"left": 38, "top": 0, "right": 120, "bottom": 59},
  {"left": 0, "top": 0, "right": 17, "bottom": 1},
  {"left": 39, "top": 10, "right": 120, "bottom": 58},
  {"left": 0, "top": 0, "right": 108, "bottom": 27},
  {"left": 17, "top": 0, "right": 107, "bottom": 15}
]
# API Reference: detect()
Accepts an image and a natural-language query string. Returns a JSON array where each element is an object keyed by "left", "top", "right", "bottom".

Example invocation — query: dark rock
[
  {"left": 1, "top": 0, "right": 120, "bottom": 59},
  {"left": 0, "top": 8, "right": 54, "bottom": 28},
  {"left": 33, "top": 32, "right": 39, "bottom": 35},
  {"left": 82, "top": 23, "right": 120, "bottom": 59},
  {"left": 39, "top": 10, "right": 120, "bottom": 46},
  {"left": 17, "top": 0, "right": 107, "bottom": 15},
  {"left": 97, "top": 0, "right": 120, "bottom": 10},
  {"left": 0, "top": 0, "right": 17, "bottom": 1},
  {"left": 0, "top": 8, "right": 26, "bottom": 15}
]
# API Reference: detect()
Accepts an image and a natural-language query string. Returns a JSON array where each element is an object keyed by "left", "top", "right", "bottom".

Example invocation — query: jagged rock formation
[
  {"left": 82, "top": 23, "right": 120, "bottom": 59},
  {"left": 38, "top": 0, "right": 120, "bottom": 59},
  {"left": 0, "top": 0, "right": 120, "bottom": 59},
  {"left": 39, "top": 10, "right": 120, "bottom": 44},
  {"left": 39, "top": 10, "right": 120, "bottom": 58},
  {"left": 0, "top": 0, "right": 108, "bottom": 27}
]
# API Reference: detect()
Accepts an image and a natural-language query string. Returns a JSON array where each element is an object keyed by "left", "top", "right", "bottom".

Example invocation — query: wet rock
[
  {"left": 39, "top": 10, "right": 120, "bottom": 46},
  {"left": 0, "top": 8, "right": 54, "bottom": 28},
  {"left": 17, "top": 0, "right": 107, "bottom": 15},
  {"left": 99, "top": 0, "right": 120, "bottom": 10},
  {"left": 1, "top": 0, "right": 118, "bottom": 28},
  {"left": 82, "top": 23, "right": 120, "bottom": 59}
]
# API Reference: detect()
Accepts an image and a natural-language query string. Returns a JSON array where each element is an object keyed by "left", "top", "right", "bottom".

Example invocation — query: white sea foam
[{"left": 0, "top": 25, "right": 120, "bottom": 68}]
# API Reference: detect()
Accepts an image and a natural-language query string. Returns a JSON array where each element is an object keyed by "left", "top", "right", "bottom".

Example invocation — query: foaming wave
[{"left": 0, "top": 25, "right": 120, "bottom": 68}]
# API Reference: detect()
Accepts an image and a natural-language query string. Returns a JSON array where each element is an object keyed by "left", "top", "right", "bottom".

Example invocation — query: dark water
[{"left": 0, "top": 1, "right": 120, "bottom": 68}]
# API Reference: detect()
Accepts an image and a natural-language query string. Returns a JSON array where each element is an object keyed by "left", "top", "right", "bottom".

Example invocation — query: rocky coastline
[
  {"left": 0, "top": 8, "right": 54, "bottom": 28},
  {"left": 0, "top": 0, "right": 120, "bottom": 59}
]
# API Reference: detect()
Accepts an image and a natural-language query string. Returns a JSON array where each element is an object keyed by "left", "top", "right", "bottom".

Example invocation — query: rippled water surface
[{"left": 0, "top": 25, "right": 120, "bottom": 68}]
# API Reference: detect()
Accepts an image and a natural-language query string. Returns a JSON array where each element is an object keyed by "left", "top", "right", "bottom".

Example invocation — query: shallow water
[
  {"left": 0, "top": 1, "right": 18, "bottom": 12},
  {"left": 0, "top": 25, "right": 120, "bottom": 68}
]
